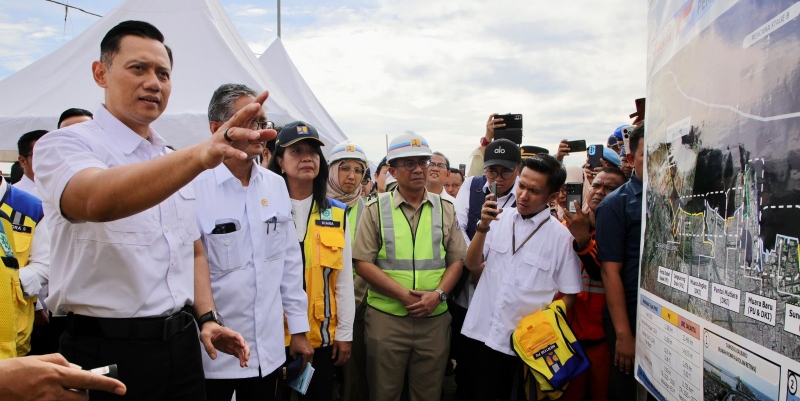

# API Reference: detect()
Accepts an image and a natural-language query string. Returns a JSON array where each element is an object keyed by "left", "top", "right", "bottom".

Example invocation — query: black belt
[{"left": 66, "top": 306, "right": 195, "bottom": 342}]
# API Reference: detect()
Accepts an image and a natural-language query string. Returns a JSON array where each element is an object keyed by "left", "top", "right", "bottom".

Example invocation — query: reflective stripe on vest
[
  {"left": 283, "top": 199, "right": 347, "bottom": 348},
  {"left": 368, "top": 192, "right": 447, "bottom": 316},
  {"left": 348, "top": 197, "right": 365, "bottom": 246}
]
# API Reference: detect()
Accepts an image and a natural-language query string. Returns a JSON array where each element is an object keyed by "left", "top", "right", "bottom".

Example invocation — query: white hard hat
[
  {"left": 328, "top": 140, "right": 368, "bottom": 165},
  {"left": 386, "top": 131, "right": 432, "bottom": 163}
]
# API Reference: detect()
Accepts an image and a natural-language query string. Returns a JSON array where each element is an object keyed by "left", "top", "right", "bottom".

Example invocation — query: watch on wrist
[
  {"left": 197, "top": 310, "right": 225, "bottom": 328},
  {"left": 480, "top": 137, "right": 491, "bottom": 147},
  {"left": 435, "top": 289, "right": 447, "bottom": 303},
  {"left": 475, "top": 222, "right": 490, "bottom": 233}
]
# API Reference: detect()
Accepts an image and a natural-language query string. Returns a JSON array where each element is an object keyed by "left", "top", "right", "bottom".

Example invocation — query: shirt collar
[
  {"left": 93, "top": 105, "right": 166, "bottom": 155},
  {"left": 512, "top": 205, "right": 552, "bottom": 227},
  {"left": 391, "top": 187, "right": 433, "bottom": 209},
  {"left": 214, "top": 160, "right": 260, "bottom": 186}
]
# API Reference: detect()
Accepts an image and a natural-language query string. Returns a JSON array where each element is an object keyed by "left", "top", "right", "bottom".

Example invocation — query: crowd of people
[{"left": 0, "top": 19, "right": 649, "bottom": 401}]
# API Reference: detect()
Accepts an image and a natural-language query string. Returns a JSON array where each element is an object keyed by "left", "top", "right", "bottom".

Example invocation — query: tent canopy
[
  {"left": 259, "top": 38, "right": 347, "bottom": 152},
  {"left": 0, "top": 0, "right": 346, "bottom": 155}
]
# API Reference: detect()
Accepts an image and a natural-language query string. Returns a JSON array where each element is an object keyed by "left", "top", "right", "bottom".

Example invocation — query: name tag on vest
[
  {"left": 12, "top": 224, "right": 31, "bottom": 233},
  {"left": 315, "top": 220, "right": 341, "bottom": 228}
]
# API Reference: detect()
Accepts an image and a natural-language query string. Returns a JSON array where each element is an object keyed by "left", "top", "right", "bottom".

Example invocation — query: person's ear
[
  {"left": 92, "top": 61, "right": 108, "bottom": 88},
  {"left": 388, "top": 167, "right": 397, "bottom": 178},
  {"left": 626, "top": 153, "right": 634, "bottom": 165},
  {"left": 209, "top": 121, "right": 223, "bottom": 135}
]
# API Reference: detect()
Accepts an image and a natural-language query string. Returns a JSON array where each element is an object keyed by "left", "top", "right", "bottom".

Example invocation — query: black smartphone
[
  {"left": 566, "top": 140, "right": 587, "bottom": 153},
  {"left": 566, "top": 183, "right": 583, "bottom": 213},
  {"left": 459, "top": 164, "right": 466, "bottom": 176},
  {"left": 488, "top": 182, "right": 498, "bottom": 215},
  {"left": 494, "top": 130, "right": 522, "bottom": 145},
  {"left": 587, "top": 144, "right": 604, "bottom": 169},
  {"left": 212, "top": 222, "right": 237, "bottom": 235},
  {"left": 494, "top": 113, "right": 522, "bottom": 130}
]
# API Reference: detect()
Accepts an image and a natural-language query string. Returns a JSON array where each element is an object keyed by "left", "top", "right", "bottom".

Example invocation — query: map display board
[{"left": 637, "top": 1, "right": 800, "bottom": 400}]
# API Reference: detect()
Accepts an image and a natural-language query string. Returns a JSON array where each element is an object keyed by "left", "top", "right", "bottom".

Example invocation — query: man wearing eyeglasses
[
  {"left": 353, "top": 131, "right": 466, "bottom": 401},
  {"left": 426, "top": 151, "right": 456, "bottom": 203},
  {"left": 451, "top": 138, "right": 520, "bottom": 400}
]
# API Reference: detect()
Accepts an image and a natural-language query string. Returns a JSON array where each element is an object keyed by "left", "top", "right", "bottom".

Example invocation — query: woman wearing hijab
[
  {"left": 268, "top": 122, "right": 355, "bottom": 401},
  {"left": 326, "top": 140, "right": 370, "bottom": 401}
]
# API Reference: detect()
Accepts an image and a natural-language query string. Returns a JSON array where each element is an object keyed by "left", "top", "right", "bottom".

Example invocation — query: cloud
[
  {"left": 232, "top": 0, "right": 646, "bottom": 166},
  {"left": 0, "top": 17, "right": 63, "bottom": 71}
]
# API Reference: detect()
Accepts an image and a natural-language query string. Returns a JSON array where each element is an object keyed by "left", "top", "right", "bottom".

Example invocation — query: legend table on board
[{"left": 637, "top": 295, "right": 703, "bottom": 401}]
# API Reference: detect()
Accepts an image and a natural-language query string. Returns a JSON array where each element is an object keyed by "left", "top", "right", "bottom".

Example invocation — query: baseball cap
[
  {"left": 520, "top": 145, "right": 549, "bottom": 159},
  {"left": 602, "top": 147, "right": 621, "bottom": 167},
  {"left": 275, "top": 121, "right": 325, "bottom": 148},
  {"left": 607, "top": 135, "right": 619, "bottom": 148},
  {"left": 484, "top": 139, "right": 521, "bottom": 170}
]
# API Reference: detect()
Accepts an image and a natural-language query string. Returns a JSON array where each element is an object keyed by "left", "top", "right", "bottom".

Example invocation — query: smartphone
[
  {"left": 459, "top": 164, "right": 466, "bottom": 176},
  {"left": 488, "top": 182, "right": 498, "bottom": 215},
  {"left": 212, "top": 222, "right": 237, "bottom": 235},
  {"left": 566, "top": 183, "right": 583, "bottom": 213},
  {"left": 565, "top": 140, "right": 587, "bottom": 153},
  {"left": 587, "top": 144, "right": 604, "bottom": 169},
  {"left": 494, "top": 113, "right": 522, "bottom": 130},
  {"left": 621, "top": 125, "right": 636, "bottom": 153}
]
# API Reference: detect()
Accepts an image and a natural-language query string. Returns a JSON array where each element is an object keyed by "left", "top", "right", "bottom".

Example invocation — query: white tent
[
  {"left": 258, "top": 38, "right": 347, "bottom": 151},
  {"left": 0, "top": 0, "right": 346, "bottom": 155}
]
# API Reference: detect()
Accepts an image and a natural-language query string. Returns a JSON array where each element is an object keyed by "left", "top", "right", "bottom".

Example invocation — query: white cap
[
  {"left": 386, "top": 131, "right": 432, "bottom": 163},
  {"left": 328, "top": 140, "right": 368, "bottom": 165}
]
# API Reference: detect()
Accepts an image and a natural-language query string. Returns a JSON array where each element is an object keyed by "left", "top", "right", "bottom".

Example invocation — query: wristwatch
[
  {"left": 480, "top": 137, "right": 491, "bottom": 147},
  {"left": 197, "top": 310, "right": 225, "bottom": 328},
  {"left": 435, "top": 289, "right": 447, "bottom": 303}
]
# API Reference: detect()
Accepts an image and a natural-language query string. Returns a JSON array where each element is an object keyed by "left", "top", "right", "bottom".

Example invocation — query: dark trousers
[
  {"left": 283, "top": 345, "right": 334, "bottom": 401},
  {"left": 59, "top": 314, "right": 205, "bottom": 401},
  {"left": 465, "top": 337, "right": 521, "bottom": 401},
  {"left": 447, "top": 301, "right": 475, "bottom": 401},
  {"left": 603, "top": 318, "right": 637, "bottom": 401},
  {"left": 206, "top": 368, "right": 281, "bottom": 401}
]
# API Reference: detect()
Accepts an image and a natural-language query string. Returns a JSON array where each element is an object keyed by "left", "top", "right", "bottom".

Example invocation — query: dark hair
[
  {"left": 208, "top": 83, "right": 257, "bottom": 122},
  {"left": 18, "top": 130, "right": 48, "bottom": 156},
  {"left": 58, "top": 108, "right": 93, "bottom": 128},
  {"left": 101, "top": 20, "right": 173, "bottom": 68},
  {"left": 265, "top": 139, "right": 276, "bottom": 153},
  {"left": 267, "top": 141, "right": 330, "bottom": 210},
  {"left": 598, "top": 166, "right": 626, "bottom": 181},
  {"left": 432, "top": 151, "right": 450, "bottom": 169},
  {"left": 9, "top": 162, "right": 23, "bottom": 184},
  {"left": 628, "top": 123, "right": 645, "bottom": 156},
  {"left": 375, "top": 163, "right": 390, "bottom": 178},
  {"left": 449, "top": 167, "right": 464, "bottom": 182},
  {"left": 520, "top": 154, "right": 567, "bottom": 194}
]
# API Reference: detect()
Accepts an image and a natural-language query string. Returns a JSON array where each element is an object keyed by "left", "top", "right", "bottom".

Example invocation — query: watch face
[{"left": 214, "top": 312, "right": 225, "bottom": 327}]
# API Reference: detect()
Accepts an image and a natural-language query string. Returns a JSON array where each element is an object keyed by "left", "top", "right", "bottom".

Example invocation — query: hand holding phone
[
  {"left": 565, "top": 140, "right": 587, "bottom": 153},
  {"left": 566, "top": 183, "right": 583, "bottom": 213}
]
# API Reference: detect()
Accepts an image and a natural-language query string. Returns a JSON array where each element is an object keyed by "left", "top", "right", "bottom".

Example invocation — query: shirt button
[
  {"left": 224, "top": 240, "right": 230, "bottom": 246},
  {"left": 165, "top": 226, "right": 170, "bottom": 232}
]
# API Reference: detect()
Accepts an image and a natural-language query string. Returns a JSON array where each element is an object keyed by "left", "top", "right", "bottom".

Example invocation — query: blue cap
[
  {"left": 602, "top": 147, "right": 621, "bottom": 167},
  {"left": 613, "top": 124, "right": 627, "bottom": 141},
  {"left": 607, "top": 135, "right": 618, "bottom": 147}
]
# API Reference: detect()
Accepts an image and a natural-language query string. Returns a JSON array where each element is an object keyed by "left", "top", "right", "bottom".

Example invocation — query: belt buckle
[{"left": 162, "top": 314, "right": 175, "bottom": 341}]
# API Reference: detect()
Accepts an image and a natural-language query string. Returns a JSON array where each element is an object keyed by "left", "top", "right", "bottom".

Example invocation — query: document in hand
[{"left": 289, "top": 363, "right": 315, "bottom": 395}]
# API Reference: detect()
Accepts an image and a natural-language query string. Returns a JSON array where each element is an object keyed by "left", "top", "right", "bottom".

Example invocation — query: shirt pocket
[
  {"left": 515, "top": 255, "right": 556, "bottom": 291},
  {"left": 313, "top": 296, "right": 337, "bottom": 321},
  {"left": 177, "top": 186, "right": 199, "bottom": 244},
  {"left": 315, "top": 228, "right": 345, "bottom": 270},
  {"left": 261, "top": 215, "right": 288, "bottom": 262},
  {"left": 485, "top": 238, "right": 510, "bottom": 273},
  {"left": 204, "top": 229, "right": 244, "bottom": 274}
]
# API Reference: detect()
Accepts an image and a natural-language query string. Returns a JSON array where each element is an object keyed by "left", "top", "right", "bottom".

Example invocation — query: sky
[{"left": 0, "top": 0, "right": 647, "bottom": 168}]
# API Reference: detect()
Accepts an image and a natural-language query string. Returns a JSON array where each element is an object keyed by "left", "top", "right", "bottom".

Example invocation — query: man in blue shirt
[{"left": 595, "top": 124, "right": 644, "bottom": 401}]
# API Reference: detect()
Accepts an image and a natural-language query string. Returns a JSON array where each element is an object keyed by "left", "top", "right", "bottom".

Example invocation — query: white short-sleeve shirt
[
  {"left": 33, "top": 105, "right": 200, "bottom": 318},
  {"left": 194, "top": 162, "right": 310, "bottom": 378},
  {"left": 461, "top": 206, "right": 582, "bottom": 356}
]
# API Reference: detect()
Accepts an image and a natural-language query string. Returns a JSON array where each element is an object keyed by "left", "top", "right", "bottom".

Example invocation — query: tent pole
[{"left": 277, "top": 0, "right": 281, "bottom": 38}]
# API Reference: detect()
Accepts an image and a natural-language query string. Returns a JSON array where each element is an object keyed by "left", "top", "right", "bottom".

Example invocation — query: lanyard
[{"left": 512, "top": 218, "right": 549, "bottom": 255}]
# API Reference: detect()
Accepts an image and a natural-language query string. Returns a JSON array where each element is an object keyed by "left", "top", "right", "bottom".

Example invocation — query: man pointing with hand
[{"left": 33, "top": 20, "right": 270, "bottom": 400}]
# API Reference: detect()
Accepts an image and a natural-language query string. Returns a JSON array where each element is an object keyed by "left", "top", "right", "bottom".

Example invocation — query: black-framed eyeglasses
[
  {"left": 249, "top": 120, "right": 274, "bottom": 130},
  {"left": 339, "top": 165, "right": 365, "bottom": 176},
  {"left": 485, "top": 167, "right": 515, "bottom": 180},
  {"left": 429, "top": 162, "right": 448, "bottom": 170},
  {"left": 392, "top": 159, "right": 431, "bottom": 171},
  {"left": 361, "top": 177, "right": 371, "bottom": 185}
]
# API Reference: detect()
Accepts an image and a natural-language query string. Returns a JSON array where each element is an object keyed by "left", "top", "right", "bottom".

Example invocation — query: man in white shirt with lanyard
[
  {"left": 194, "top": 84, "right": 314, "bottom": 401},
  {"left": 461, "top": 154, "right": 582, "bottom": 401},
  {"left": 34, "top": 20, "right": 267, "bottom": 400}
]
